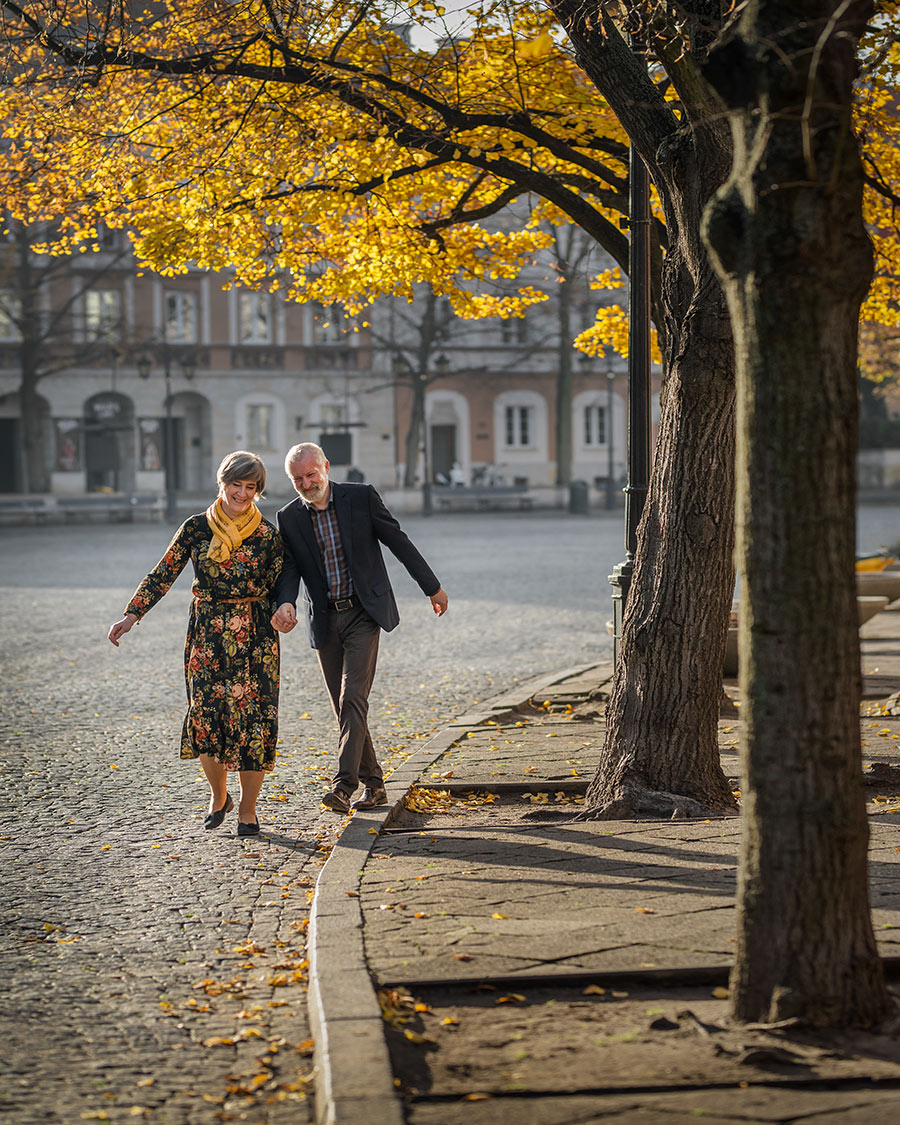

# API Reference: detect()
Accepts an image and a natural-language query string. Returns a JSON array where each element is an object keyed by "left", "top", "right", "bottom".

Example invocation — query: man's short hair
[
  {"left": 285, "top": 442, "right": 327, "bottom": 472},
  {"left": 217, "top": 450, "right": 266, "bottom": 494}
]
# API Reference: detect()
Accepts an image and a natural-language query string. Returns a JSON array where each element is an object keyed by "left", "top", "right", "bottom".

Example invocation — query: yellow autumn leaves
[{"left": 0, "top": 0, "right": 628, "bottom": 336}]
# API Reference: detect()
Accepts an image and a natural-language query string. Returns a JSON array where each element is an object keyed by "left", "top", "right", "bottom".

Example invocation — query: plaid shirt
[{"left": 306, "top": 493, "right": 352, "bottom": 601}]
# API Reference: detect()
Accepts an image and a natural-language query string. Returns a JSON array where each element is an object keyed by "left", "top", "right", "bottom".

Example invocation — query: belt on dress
[
  {"left": 193, "top": 595, "right": 268, "bottom": 604},
  {"left": 329, "top": 594, "right": 358, "bottom": 612}
]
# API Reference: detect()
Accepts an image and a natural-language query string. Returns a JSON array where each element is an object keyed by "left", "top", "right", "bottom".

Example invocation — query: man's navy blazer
[{"left": 275, "top": 482, "right": 441, "bottom": 649}]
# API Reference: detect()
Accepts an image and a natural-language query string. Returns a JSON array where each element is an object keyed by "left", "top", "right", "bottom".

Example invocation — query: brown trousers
[{"left": 316, "top": 603, "right": 382, "bottom": 794}]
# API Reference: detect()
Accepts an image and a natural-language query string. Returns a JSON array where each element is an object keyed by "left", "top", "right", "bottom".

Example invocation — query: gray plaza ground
[
  {"left": 0, "top": 510, "right": 623, "bottom": 1124},
  {"left": 2, "top": 505, "right": 899, "bottom": 1123}
]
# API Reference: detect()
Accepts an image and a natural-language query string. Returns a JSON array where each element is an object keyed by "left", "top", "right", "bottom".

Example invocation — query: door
[
  {"left": 0, "top": 418, "right": 21, "bottom": 491},
  {"left": 430, "top": 424, "right": 456, "bottom": 483}
]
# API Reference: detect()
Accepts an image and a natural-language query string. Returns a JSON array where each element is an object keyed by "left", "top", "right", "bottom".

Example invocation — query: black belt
[{"left": 329, "top": 594, "right": 358, "bottom": 612}]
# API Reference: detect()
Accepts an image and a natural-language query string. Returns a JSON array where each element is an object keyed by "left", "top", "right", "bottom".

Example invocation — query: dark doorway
[
  {"left": 0, "top": 418, "right": 22, "bottom": 491},
  {"left": 430, "top": 424, "right": 456, "bottom": 483},
  {"left": 84, "top": 393, "right": 135, "bottom": 492}
]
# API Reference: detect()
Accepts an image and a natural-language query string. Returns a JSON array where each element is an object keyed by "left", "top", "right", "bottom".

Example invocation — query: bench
[{"left": 434, "top": 485, "right": 533, "bottom": 512}]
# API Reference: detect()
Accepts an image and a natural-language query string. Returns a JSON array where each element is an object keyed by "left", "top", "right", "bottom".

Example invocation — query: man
[{"left": 273, "top": 443, "right": 448, "bottom": 813}]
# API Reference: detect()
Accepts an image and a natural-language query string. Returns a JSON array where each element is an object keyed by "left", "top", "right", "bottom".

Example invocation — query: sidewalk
[{"left": 309, "top": 611, "right": 900, "bottom": 1125}]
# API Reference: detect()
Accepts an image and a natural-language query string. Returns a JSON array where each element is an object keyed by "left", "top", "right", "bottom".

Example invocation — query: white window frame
[
  {"left": 84, "top": 288, "right": 122, "bottom": 341},
  {"left": 583, "top": 403, "right": 607, "bottom": 447},
  {"left": 504, "top": 404, "right": 534, "bottom": 449},
  {"left": 238, "top": 291, "right": 272, "bottom": 345},
  {"left": 235, "top": 392, "right": 285, "bottom": 457},
  {"left": 0, "top": 290, "right": 21, "bottom": 341},
  {"left": 164, "top": 290, "right": 199, "bottom": 344},
  {"left": 493, "top": 390, "right": 548, "bottom": 466},
  {"left": 246, "top": 402, "right": 276, "bottom": 451}
]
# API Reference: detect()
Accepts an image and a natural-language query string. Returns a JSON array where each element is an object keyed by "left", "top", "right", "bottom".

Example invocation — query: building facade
[{"left": 0, "top": 228, "right": 663, "bottom": 508}]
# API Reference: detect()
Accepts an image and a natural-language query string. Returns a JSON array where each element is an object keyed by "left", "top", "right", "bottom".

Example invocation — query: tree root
[{"left": 575, "top": 779, "right": 725, "bottom": 821}]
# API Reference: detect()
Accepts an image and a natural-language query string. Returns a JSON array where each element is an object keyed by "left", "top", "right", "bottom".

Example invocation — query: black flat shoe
[
  {"left": 237, "top": 820, "right": 260, "bottom": 837},
  {"left": 204, "top": 794, "right": 233, "bottom": 830}
]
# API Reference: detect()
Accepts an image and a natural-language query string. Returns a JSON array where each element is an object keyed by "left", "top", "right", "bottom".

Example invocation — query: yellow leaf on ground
[
  {"left": 712, "top": 986, "right": 730, "bottom": 999},
  {"left": 491, "top": 913, "right": 508, "bottom": 919}
]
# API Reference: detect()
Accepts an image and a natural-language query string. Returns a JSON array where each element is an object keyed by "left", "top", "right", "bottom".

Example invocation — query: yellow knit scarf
[{"left": 206, "top": 496, "right": 262, "bottom": 562}]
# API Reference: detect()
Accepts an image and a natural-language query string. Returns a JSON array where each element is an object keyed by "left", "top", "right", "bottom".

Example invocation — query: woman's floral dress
[{"left": 124, "top": 514, "right": 283, "bottom": 771}]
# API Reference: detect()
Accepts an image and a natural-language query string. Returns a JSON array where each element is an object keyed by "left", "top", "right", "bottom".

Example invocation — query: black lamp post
[
  {"left": 138, "top": 348, "right": 196, "bottom": 523},
  {"left": 609, "top": 134, "right": 652, "bottom": 666}
]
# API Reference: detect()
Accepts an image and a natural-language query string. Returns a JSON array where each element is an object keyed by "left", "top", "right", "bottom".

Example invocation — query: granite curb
[{"left": 307, "top": 663, "right": 603, "bottom": 1125}]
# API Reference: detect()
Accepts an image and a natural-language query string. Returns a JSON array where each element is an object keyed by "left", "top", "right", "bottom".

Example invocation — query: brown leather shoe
[
  {"left": 351, "top": 786, "right": 388, "bottom": 810},
  {"left": 321, "top": 788, "right": 352, "bottom": 814}
]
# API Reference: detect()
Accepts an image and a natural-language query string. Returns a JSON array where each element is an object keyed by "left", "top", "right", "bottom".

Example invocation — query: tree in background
[{"left": 0, "top": 217, "right": 127, "bottom": 491}]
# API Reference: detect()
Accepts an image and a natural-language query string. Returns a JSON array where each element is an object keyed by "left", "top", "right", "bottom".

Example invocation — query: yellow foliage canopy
[
  {"left": 0, "top": 0, "right": 897, "bottom": 359},
  {"left": 0, "top": 0, "right": 631, "bottom": 331}
]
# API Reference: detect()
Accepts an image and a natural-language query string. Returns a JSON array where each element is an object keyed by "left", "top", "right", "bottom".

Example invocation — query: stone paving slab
[
  {"left": 363, "top": 820, "right": 742, "bottom": 985},
  {"left": 384, "top": 982, "right": 900, "bottom": 1100},
  {"left": 404, "top": 1085, "right": 900, "bottom": 1124}
]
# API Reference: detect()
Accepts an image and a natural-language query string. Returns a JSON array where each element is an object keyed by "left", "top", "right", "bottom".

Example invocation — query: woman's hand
[{"left": 108, "top": 613, "right": 138, "bottom": 647}]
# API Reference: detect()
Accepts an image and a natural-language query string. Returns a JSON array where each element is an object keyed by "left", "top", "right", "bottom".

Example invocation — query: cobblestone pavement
[{"left": 1, "top": 511, "right": 624, "bottom": 1125}]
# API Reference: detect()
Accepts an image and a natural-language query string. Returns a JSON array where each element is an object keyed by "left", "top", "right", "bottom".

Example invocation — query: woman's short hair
[{"left": 217, "top": 450, "right": 266, "bottom": 495}]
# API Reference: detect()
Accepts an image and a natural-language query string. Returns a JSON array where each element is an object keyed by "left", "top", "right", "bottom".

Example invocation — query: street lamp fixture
[{"left": 137, "top": 347, "right": 197, "bottom": 523}]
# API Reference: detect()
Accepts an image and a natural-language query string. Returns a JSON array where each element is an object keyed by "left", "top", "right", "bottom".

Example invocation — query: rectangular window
[
  {"left": 239, "top": 292, "right": 271, "bottom": 344},
  {"left": 319, "top": 403, "right": 346, "bottom": 429},
  {"left": 84, "top": 289, "right": 122, "bottom": 340},
  {"left": 247, "top": 403, "right": 274, "bottom": 451},
  {"left": 584, "top": 405, "right": 607, "bottom": 446},
  {"left": 311, "top": 302, "right": 345, "bottom": 344},
  {"left": 96, "top": 224, "right": 120, "bottom": 251},
  {"left": 501, "top": 316, "right": 528, "bottom": 345},
  {"left": 0, "top": 290, "right": 20, "bottom": 340},
  {"left": 504, "top": 405, "right": 533, "bottom": 448},
  {"left": 165, "top": 291, "right": 199, "bottom": 343}
]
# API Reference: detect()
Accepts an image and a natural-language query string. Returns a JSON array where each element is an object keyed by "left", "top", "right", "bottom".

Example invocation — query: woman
[{"left": 108, "top": 451, "right": 283, "bottom": 837}]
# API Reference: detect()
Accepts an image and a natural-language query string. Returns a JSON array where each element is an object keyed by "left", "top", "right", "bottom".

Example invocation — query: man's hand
[
  {"left": 272, "top": 602, "right": 298, "bottom": 633},
  {"left": 430, "top": 588, "right": 449, "bottom": 617}
]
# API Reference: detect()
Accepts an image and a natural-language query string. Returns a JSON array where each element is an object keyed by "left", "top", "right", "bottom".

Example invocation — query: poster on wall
[
  {"left": 139, "top": 418, "right": 162, "bottom": 471},
  {"left": 54, "top": 419, "right": 82, "bottom": 472}
]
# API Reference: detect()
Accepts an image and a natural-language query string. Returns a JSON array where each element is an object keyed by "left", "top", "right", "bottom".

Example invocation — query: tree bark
[
  {"left": 703, "top": 0, "right": 891, "bottom": 1027},
  {"left": 551, "top": 4, "right": 739, "bottom": 817}
]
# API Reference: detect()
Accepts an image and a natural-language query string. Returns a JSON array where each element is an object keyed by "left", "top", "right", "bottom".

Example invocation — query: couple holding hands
[{"left": 108, "top": 443, "right": 448, "bottom": 836}]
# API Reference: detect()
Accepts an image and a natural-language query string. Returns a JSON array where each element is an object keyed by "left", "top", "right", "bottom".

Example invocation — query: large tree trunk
[
  {"left": 552, "top": 2, "right": 740, "bottom": 817},
  {"left": 588, "top": 265, "right": 738, "bottom": 817},
  {"left": 704, "top": 0, "right": 890, "bottom": 1027}
]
